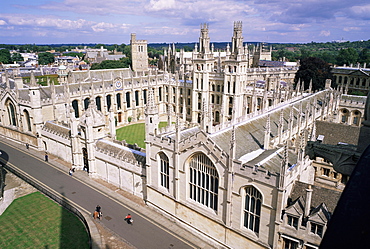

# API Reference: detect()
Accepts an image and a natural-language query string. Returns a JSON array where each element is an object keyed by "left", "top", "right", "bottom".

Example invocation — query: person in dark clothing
[{"left": 45, "top": 153, "right": 48, "bottom": 162}]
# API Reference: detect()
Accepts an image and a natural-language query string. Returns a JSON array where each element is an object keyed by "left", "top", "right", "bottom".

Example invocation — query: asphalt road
[{"left": 0, "top": 139, "right": 195, "bottom": 249}]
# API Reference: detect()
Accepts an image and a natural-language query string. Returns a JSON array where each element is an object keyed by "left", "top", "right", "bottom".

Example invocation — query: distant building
[{"left": 332, "top": 64, "right": 370, "bottom": 95}]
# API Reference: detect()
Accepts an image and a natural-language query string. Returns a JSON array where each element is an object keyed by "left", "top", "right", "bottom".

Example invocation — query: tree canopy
[
  {"left": 90, "top": 58, "right": 131, "bottom": 70},
  {"left": 336, "top": 48, "right": 359, "bottom": 66},
  {"left": 0, "top": 49, "right": 11, "bottom": 64},
  {"left": 11, "top": 53, "right": 24, "bottom": 62},
  {"left": 38, "top": 52, "right": 55, "bottom": 65},
  {"left": 295, "top": 57, "right": 334, "bottom": 91}
]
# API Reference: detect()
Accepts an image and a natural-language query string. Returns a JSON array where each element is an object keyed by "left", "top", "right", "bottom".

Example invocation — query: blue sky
[{"left": 1, "top": 0, "right": 369, "bottom": 45}]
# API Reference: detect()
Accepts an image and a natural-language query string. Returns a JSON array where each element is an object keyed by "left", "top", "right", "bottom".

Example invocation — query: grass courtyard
[
  {"left": 116, "top": 122, "right": 168, "bottom": 148},
  {"left": 0, "top": 192, "right": 89, "bottom": 249}
]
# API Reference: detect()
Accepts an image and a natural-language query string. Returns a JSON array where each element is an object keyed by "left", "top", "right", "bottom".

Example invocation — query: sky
[{"left": 1, "top": 0, "right": 370, "bottom": 45}]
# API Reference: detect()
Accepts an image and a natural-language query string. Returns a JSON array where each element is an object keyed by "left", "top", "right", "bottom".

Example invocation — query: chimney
[{"left": 305, "top": 185, "right": 313, "bottom": 217}]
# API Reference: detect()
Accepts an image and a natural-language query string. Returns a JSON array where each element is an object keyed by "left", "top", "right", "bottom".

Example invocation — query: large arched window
[
  {"left": 244, "top": 186, "right": 262, "bottom": 234},
  {"left": 189, "top": 153, "right": 218, "bottom": 211},
  {"left": 7, "top": 100, "right": 17, "bottom": 126},
  {"left": 23, "top": 110, "right": 31, "bottom": 132},
  {"left": 159, "top": 153, "right": 169, "bottom": 189}
]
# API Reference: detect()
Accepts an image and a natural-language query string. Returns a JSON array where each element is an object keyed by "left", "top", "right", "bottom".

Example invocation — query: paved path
[{"left": 0, "top": 138, "right": 218, "bottom": 249}]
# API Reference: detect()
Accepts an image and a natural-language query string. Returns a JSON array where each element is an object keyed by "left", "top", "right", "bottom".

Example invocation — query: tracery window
[
  {"left": 159, "top": 153, "right": 169, "bottom": 189},
  {"left": 189, "top": 153, "right": 218, "bottom": 211},
  {"left": 244, "top": 186, "right": 262, "bottom": 234},
  {"left": 7, "top": 101, "right": 17, "bottom": 126}
]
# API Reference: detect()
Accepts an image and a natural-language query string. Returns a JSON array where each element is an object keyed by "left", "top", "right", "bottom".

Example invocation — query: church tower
[
  {"left": 130, "top": 33, "right": 149, "bottom": 72},
  {"left": 191, "top": 24, "right": 213, "bottom": 129}
]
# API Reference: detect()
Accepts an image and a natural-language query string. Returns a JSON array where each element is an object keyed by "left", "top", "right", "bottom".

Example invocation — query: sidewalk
[{"left": 11, "top": 140, "right": 221, "bottom": 249}]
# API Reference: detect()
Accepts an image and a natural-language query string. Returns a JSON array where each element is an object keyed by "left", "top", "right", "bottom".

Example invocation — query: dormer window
[
  {"left": 287, "top": 215, "right": 299, "bottom": 229},
  {"left": 310, "top": 222, "right": 324, "bottom": 237}
]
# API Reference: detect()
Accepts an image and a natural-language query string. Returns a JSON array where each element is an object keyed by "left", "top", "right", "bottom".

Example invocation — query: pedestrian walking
[
  {"left": 45, "top": 153, "right": 48, "bottom": 162},
  {"left": 26, "top": 143, "right": 29, "bottom": 150},
  {"left": 69, "top": 169, "right": 73, "bottom": 176}
]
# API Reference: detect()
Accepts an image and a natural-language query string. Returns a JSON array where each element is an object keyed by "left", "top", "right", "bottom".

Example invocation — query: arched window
[
  {"left": 135, "top": 91, "right": 139, "bottom": 106},
  {"left": 158, "top": 87, "right": 162, "bottom": 101},
  {"left": 126, "top": 92, "right": 131, "bottom": 108},
  {"left": 23, "top": 110, "right": 31, "bottom": 132},
  {"left": 143, "top": 90, "right": 147, "bottom": 105},
  {"left": 189, "top": 153, "right": 218, "bottom": 211},
  {"left": 95, "top": 96, "right": 102, "bottom": 111},
  {"left": 159, "top": 153, "right": 169, "bottom": 189},
  {"left": 215, "top": 111, "right": 220, "bottom": 123},
  {"left": 84, "top": 98, "right": 90, "bottom": 110},
  {"left": 116, "top": 93, "right": 122, "bottom": 110},
  {"left": 7, "top": 101, "right": 17, "bottom": 126},
  {"left": 72, "top": 100, "right": 79, "bottom": 118},
  {"left": 106, "top": 95, "right": 112, "bottom": 111},
  {"left": 244, "top": 186, "right": 262, "bottom": 234}
]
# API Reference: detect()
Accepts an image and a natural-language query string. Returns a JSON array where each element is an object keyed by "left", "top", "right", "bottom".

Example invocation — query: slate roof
[
  {"left": 290, "top": 181, "right": 342, "bottom": 214},
  {"left": 96, "top": 139, "right": 146, "bottom": 164},
  {"left": 315, "top": 120, "right": 360, "bottom": 146},
  {"left": 42, "top": 121, "right": 70, "bottom": 138},
  {"left": 211, "top": 90, "right": 329, "bottom": 162}
]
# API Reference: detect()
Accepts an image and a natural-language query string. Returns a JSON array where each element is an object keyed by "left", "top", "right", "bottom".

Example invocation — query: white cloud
[
  {"left": 149, "top": 0, "right": 176, "bottom": 11},
  {"left": 350, "top": 4, "right": 370, "bottom": 19},
  {"left": 92, "top": 22, "right": 130, "bottom": 32},
  {"left": 319, "top": 30, "right": 331, "bottom": 36},
  {"left": 343, "top": 26, "right": 361, "bottom": 32},
  {"left": 0, "top": 20, "right": 6, "bottom": 25}
]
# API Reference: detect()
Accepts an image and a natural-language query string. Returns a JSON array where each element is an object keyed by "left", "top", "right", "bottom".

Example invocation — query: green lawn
[
  {"left": 116, "top": 122, "right": 168, "bottom": 148},
  {"left": 0, "top": 192, "right": 89, "bottom": 249}
]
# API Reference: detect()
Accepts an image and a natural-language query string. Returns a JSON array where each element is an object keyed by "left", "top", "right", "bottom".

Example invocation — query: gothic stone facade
[{"left": 0, "top": 22, "right": 366, "bottom": 248}]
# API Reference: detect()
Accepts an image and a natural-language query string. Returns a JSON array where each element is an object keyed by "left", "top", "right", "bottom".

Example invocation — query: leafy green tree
[
  {"left": 358, "top": 48, "right": 370, "bottom": 66},
  {"left": 90, "top": 59, "right": 130, "bottom": 70},
  {"left": 11, "top": 53, "right": 24, "bottom": 62},
  {"left": 38, "top": 52, "right": 55, "bottom": 65},
  {"left": 295, "top": 57, "right": 334, "bottom": 91},
  {"left": 299, "top": 48, "right": 312, "bottom": 60},
  {"left": 336, "top": 48, "right": 358, "bottom": 66},
  {"left": 0, "top": 49, "right": 11, "bottom": 64}
]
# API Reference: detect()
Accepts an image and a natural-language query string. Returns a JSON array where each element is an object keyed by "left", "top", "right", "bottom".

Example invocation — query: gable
[{"left": 348, "top": 69, "right": 370, "bottom": 77}]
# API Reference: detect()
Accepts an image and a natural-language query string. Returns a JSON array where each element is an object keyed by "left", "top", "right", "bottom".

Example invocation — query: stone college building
[{"left": 0, "top": 22, "right": 367, "bottom": 248}]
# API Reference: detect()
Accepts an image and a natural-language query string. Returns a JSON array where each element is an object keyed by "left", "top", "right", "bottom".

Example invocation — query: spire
[
  {"left": 30, "top": 71, "right": 37, "bottom": 87},
  {"left": 145, "top": 87, "right": 158, "bottom": 115},
  {"left": 230, "top": 125, "right": 236, "bottom": 159},
  {"left": 264, "top": 114, "right": 271, "bottom": 150},
  {"left": 279, "top": 142, "right": 288, "bottom": 189}
]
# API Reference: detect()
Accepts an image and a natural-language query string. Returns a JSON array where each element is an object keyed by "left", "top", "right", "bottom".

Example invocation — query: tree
[
  {"left": 295, "top": 57, "right": 334, "bottom": 91},
  {"left": 90, "top": 59, "right": 130, "bottom": 70},
  {"left": 358, "top": 48, "right": 370, "bottom": 67},
  {"left": 0, "top": 49, "right": 11, "bottom": 64},
  {"left": 38, "top": 52, "right": 55, "bottom": 65},
  {"left": 336, "top": 48, "right": 358, "bottom": 66},
  {"left": 11, "top": 53, "right": 24, "bottom": 62}
]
